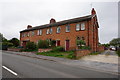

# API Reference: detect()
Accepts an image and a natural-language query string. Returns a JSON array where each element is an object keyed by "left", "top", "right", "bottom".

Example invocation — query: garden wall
[
  {"left": 75, "top": 49, "right": 91, "bottom": 59},
  {"left": 7, "top": 48, "right": 22, "bottom": 52}
]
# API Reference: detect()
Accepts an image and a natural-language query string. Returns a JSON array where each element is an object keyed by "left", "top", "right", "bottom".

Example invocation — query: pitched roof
[{"left": 20, "top": 15, "right": 93, "bottom": 33}]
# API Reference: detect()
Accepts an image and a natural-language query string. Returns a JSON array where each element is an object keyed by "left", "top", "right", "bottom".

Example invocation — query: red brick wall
[
  {"left": 8, "top": 48, "right": 22, "bottom": 52},
  {"left": 75, "top": 49, "right": 91, "bottom": 59},
  {"left": 20, "top": 21, "right": 92, "bottom": 50},
  {"left": 20, "top": 15, "right": 99, "bottom": 52}
]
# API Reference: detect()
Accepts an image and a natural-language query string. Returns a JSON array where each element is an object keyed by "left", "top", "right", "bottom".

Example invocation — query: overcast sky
[{"left": 0, "top": 0, "right": 119, "bottom": 44}]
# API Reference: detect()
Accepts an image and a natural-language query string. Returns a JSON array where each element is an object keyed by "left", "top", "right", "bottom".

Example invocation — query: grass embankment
[
  {"left": 89, "top": 52, "right": 101, "bottom": 55},
  {"left": 116, "top": 50, "right": 120, "bottom": 57},
  {"left": 36, "top": 50, "right": 75, "bottom": 59}
]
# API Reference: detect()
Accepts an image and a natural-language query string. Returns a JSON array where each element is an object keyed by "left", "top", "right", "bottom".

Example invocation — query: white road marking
[{"left": 2, "top": 66, "right": 18, "bottom": 76}]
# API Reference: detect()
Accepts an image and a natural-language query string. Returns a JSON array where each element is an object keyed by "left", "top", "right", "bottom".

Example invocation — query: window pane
[
  {"left": 40, "top": 30, "right": 42, "bottom": 35},
  {"left": 49, "top": 28, "right": 52, "bottom": 34},
  {"left": 37, "top": 30, "right": 39, "bottom": 35},
  {"left": 32, "top": 31, "right": 34, "bottom": 36},
  {"left": 76, "top": 24, "right": 80, "bottom": 31},
  {"left": 81, "top": 23, "right": 85, "bottom": 30},
  {"left": 47, "top": 29, "right": 49, "bottom": 34},
  {"left": 57, "top": 27, "right": 61, "bottom": 33},
  {"left": 66, "top": 25, "right": 70, "bottom": 32}
]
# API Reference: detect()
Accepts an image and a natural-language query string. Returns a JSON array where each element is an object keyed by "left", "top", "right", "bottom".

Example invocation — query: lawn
[{"left": 36, "top": 50, "right": 75, "bottom": 59}]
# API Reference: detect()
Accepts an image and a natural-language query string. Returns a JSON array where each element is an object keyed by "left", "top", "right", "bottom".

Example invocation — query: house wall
[
  {"left": 20, "top": 20, "right": 92, "bottom": 50},
  {"left": 20, "top": 8, "right": 99, "bottom": 52}
]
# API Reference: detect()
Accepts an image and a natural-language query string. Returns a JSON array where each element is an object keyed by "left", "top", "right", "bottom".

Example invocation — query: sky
[{"left": 0, "top": 0, "right": 119, "bottom": 44}]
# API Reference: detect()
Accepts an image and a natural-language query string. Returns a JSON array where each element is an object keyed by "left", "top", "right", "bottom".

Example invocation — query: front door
[
  {"left": 22, "top": 41, "right": 27, "bottom": 48},
  {"left": 65, "top": 40, "right": 69, "bottom": 51},
  {"left": 56, "top": 40, "right": 60, "bottom": 46}
]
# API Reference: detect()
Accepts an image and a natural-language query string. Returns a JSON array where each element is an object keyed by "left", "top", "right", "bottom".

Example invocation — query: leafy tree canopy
[
  {"left": 109, "top": 38, "right": 120, "bottom": 47},
  {"left": 0, "top": 33, "right": 7, "bottom": 42},
  {"left": 9, "top": 38, "right": 19, "bottom": 47}
]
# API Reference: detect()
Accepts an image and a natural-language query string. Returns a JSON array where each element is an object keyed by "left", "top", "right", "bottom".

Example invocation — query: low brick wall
[
  {"left": 98, "top": 46, "right": 105, "bottom": 52},
  {"left": 8, "top": 48, "right": 22, "bottom": 52},
  {"left": 38, "top": 49, "right": 52, "bottom": 53},
  {"left": 75, "top": 49, "right": 91, "bottom": 59}
]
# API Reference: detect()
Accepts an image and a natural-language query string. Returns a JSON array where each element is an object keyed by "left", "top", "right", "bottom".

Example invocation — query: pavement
[
  {"left": 2, "top": 51, "right": 118, "bottom": 78},
  {"left": 2, "top": 50, "right": 119, "bottom": 75}
]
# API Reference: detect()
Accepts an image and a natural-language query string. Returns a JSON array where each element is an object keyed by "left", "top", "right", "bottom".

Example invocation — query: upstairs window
[
  {"left": 49, "top": 28, "right": 52, "bottom": 34},
  {"left": 66, "top": 25, "right": 70, "bottom": 32},
  {"left": 46, "top": 29, "right": 49, "bottom": 34},
  {"left": 37, "top": 30, "right": 42, "bottom": 35},
  {"left": 22, "top": 33, "right": 24, "bottom": 37},
  {"left": 57, "top": 26, "right": 61, "bottom": 33},
  {"left": 31, "top": 31, "right": 34, "bottom": 36},
  {"left": 81, "top": 23, "right": 85, "bottom": 30},
  {"left": 27, "top": 32, "right": 29, "bottom": 37},
  {"left": 76, "top": 24, "right": 80, "bottom": 31}
]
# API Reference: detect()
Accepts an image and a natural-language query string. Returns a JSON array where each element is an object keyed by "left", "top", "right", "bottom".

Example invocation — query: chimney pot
[
  {"left": 27, "top": 25, "right": 32, "bottom": 29},
  {"left": 50, "top": 18, "right": 56, "bottom": 24}
]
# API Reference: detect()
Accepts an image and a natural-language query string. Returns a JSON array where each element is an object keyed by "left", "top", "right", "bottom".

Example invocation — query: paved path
[
  {"left": 101, "top": 50, "right": 117, "bottom": 55},
  {"left": 2, "top": 51, "right": 118, "bottom": 78},
  {"left": 2, "top": 50, "right": 119, "bottom": 75}
]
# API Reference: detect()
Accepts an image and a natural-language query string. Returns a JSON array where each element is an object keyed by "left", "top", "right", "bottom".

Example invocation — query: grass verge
[{"left": 36, "top": 50, "right": 75, "bottom": 59}]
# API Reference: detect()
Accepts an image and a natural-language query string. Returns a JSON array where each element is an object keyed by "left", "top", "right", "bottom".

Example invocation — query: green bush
[
  {"left": 51, "top": 46, "right": 64, "bottom": 52},
  {"left": 26, "top": 42, "right": 37, "bottom": 50},
  {"left": 50, "top": 40, "right": 56, "bottom": 47},
  {"left": 76, "top": 40, "right": 86, "bottom": 46},
  {"left": 2, "top": 42, "right": 14, "bottom": 50},
  {"left": 38, "top": 40, "right": 49, "bottom": 49}
]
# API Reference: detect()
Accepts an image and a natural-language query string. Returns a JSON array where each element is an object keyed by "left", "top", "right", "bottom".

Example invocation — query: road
[{"left": 2, "top": 51, "right": 118, "bottom": 78}]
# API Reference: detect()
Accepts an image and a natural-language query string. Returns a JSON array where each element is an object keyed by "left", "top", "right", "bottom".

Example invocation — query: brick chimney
[
  {"left": 50, "top": 18, "right": 56, "bottom": 24},
  {"left": 27, "top": 25, "right": 32, "bottom": 29},
  {"left": 91, "top": 8, "right": 96, "bottom": 15}
]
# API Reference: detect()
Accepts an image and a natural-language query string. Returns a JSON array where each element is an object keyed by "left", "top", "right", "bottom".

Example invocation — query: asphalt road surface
[{"left": 2, "top": 51, "right": 118, "bottom": 78}]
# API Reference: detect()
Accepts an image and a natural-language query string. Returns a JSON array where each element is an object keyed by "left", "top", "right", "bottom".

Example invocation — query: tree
[
  {"left": 9, "top": 38, "right": 19, "bottom": 47},
  {"left": 0, "top": 33, "right": 7, "bottom": 42},
  {"left": 109, "top": 38, "right": 120, "bottom": 47}
]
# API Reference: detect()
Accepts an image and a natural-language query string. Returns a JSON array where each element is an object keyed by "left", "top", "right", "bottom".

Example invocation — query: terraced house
[{"left": 20, "top": 8, "right": 99, "bottom": 52}]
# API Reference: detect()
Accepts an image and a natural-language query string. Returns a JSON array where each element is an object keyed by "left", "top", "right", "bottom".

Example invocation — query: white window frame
[
  {"left": 57, "top": 26, "right": 61, "bottom": 33},
  {"left": 49, "top": 28, "right": 52, "bottom": 34},
  {"left": 66, "top": 25, "right": 70, "bottom": 32},
  {"left": 31, "top": 31, "right": 34, "bottom": 36},
  {"left": 81, "top": 23, "right": 85, "bottom": 30},
  {"left": 76, "top": 24, "right": 80, "bottom": 31},
  {"left": 37, "top": 29, "right": 42, "bottom": 35},
  {"left": 27, "top": 32, "right": 29, "bottom": 37},
  {"left": 46, "top": 29, "right": 49, "bottom": 34}
]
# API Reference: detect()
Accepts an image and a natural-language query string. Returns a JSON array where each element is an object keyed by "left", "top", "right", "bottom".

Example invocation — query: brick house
[{"left": 20, "top": 8, "right": 99, "bottom": 52}]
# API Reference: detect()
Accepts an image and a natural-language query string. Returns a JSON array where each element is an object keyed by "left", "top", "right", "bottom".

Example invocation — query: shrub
[
  {"left": 38, "top": 40, "right": 49, "bottom": 49},
  {"left": 51, "top": 46, "right": 64, "bottom": 52},
  {"left": 50, "top": 40, "right": 56, "bottom": 47},
  {"left": 26, "top": 42, "right": 37, "bottom": 50},
  {"left": 76, "top": 40, "right": 86, "bottom": 46},
  {"left": 2, "top": 42, "right": 14, "bottom": 50}
]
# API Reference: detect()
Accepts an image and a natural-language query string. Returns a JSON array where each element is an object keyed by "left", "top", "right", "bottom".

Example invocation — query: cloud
[{"left": 0, "top": 1, "right": 118, "bottom": 44}]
